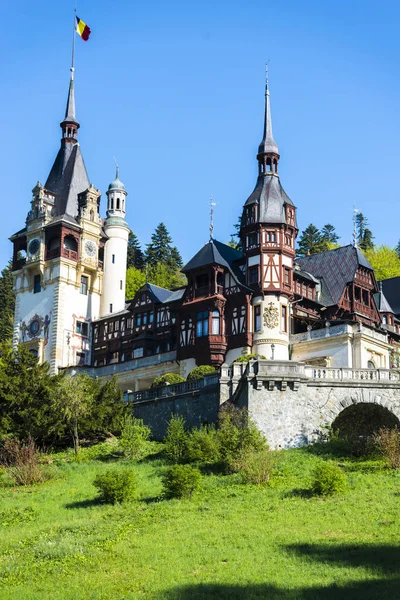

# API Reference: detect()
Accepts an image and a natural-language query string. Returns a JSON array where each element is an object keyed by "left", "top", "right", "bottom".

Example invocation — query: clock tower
[{"left": 10, "top": 67, "right": 104, "bottom": 373}]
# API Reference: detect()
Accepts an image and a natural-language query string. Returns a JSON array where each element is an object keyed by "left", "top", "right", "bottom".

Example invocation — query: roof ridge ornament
[{"left": 209, "top": 195, "right": 216, "bottom": 241}]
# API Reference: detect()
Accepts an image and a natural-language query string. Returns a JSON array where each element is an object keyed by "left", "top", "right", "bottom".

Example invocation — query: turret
[
  {"left": 100, "top": 167, "right": 130, "bottom": 316},
  {"left": 240, "top": 71, "right": 298, "bottom": 361}
]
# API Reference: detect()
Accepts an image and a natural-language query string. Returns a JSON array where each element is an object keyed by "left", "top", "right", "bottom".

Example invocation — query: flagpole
[{"left": 71, "top": 7, "right": 76, "bottom": 79}]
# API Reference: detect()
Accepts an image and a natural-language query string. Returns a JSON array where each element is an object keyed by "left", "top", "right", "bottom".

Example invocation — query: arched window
[
  {"left": 212, "top": 310, "right": 220, "bottom": 335},
  {"left": 367, "top": 360, "right": 376, "bottom": 369},
  {"left": 110, "top": 197, "right": 114, "bottom": 210},
  {"left": 63, "top": 235, "right": 78, "bottom": 252}
]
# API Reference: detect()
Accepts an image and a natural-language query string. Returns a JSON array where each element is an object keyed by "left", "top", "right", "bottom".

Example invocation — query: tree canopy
[
  {"left": 0, "top": 260, "right": 15, "bottom": 344},
  {"left": 363, "top": 245, "right": 400, "bottom": 281}
]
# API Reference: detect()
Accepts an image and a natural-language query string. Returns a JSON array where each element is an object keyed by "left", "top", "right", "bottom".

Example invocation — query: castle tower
[
  {"left": 10, "top": 67, "right": 103, "bottom": 372},
  {"left": 100, "top": 168, "right": 129, "bottom": 316},
  {"left": 240, "top": 72, "right": 298, "bottom": 360}
]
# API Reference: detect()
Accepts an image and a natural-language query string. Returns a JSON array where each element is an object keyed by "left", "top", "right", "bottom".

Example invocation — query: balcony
[{"left": 290, "top": 323, "right": 351, "bottom": 344}]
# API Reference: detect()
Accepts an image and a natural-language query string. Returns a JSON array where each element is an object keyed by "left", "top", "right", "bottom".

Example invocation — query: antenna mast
[{"left": 353, "top": 205, "right": 360, "bottom": 247}]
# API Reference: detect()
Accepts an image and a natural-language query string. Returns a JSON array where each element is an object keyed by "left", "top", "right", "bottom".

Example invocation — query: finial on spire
[
  {"left": 209, "top": 196, "right": 216, "bottom": 241},
  {"left": 258, "top": 61, "right": 279, "bottom": 158},
  {"left": 113, "top": 156, "right": 119, "bottom": 179}
]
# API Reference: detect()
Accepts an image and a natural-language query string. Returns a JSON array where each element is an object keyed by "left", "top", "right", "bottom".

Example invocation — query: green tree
[
  {"left": 145, "top": 223, "right": 174, "bottom": 267},
  {"left": 356, "top": 213, "right": 374, "bottom": 251},
  {"left": 297, "top": 224, "right": 324, "bottom": 256},
  {"left": 321, "top": 224, "right": 339, "bottom": 247},
  {"left": 0, "top": 344, "right": 59, "bottom": 442},
  {"left": 126, "top": 267, "right": 146, "bottom": 299},
  {"left": 0, "top": 260, "right": 15, "bottom": 344},
  {"left": 395, "top": 239, "right": 400, "bottom": 259},
  {"left": 168, "top": 246, "right": 183, "bottom": 270},
  {"left": 230, "top": 215, "right": 243, "bottom": 251},
  {"left": 127, "top": 231, "right": 145, "bottom": 270},
  {"left": 364, "top": 246, "right": 400, "bottom": 281},
  {"left": 53, "top": 373, "right": 97, "bottom": 454},
  {"left": 148, "top": 263, "right": 186, "bottom": 290}
]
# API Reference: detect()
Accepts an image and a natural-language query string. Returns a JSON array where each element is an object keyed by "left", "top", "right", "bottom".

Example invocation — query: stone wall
[{"left": 131, "top": 384, "right": 220, "bottom": 440}]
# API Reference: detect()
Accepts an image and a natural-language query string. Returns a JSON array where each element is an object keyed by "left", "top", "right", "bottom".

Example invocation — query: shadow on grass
[
  {"left": 157, "top": 579, "right": 400, "bottom": 600},
  {"left": 285, "top": 487, "right": 314, "bottom": 499},
  {"left": 65, "top": 497, "right": 102, "bottom": 509},
  {"left": 160, "top": 544, "right": 400, "bottom": 599}
]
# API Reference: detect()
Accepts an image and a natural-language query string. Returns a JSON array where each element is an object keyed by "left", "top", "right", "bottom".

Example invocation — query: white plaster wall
[
  {"left": 101, "top": 224, "right": 129, "bottom": 316},
  {"left": 291, "top": 337, "right": 352, "bottom": 367},
  {"left": 252, "top": 295, "right": 289, "bottom": 360},
  {"left": 225, "top": 347, "right": 247, "bottom": 365}
]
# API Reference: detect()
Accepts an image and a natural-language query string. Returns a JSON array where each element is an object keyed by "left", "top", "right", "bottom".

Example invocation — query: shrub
[
  {"left": 311, "top": 462, "right": 346, "bottom": 496},
  {"left": 231, "top": 448, "right": 279, "bottom": 484},
  {"left": 119, "top": 416, "right": 151, "bottom": 461},
  {"left": 0, "top": 437, "right": 48, "bottom": 486},
  {"left": 164, "top": 415, "right": 187, "bottom": 463},
  {"left": 185, "top": 425, "right": 221, "bottom": 464},
  {"left": 232, "top": 353, "right": 266, "bottom": 364},
  {"left": 150, "top": 373, "right": 185, "bottom": 388},
  {"left": 218, "top": 403, "right": 267, "bottom": 470},
  {"left": 373, "top": 427, "right": 400, "bottom": 468},
  {"left": 187, "top": 365, "right": 216, "bottom": 381},
  {"left": 162, "top": 464, "right": 201, "bottom": 499},
  {"left": 93, "top": 468, "right": 137, "bottom": 504}
]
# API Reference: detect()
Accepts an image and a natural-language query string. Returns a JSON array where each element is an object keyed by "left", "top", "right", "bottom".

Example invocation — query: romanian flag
[{"left": 75, "top": 16, "right": 91, "bottom": 41}]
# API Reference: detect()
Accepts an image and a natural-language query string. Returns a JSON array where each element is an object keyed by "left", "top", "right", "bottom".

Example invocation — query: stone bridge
[{"left": 220, "top": 361, "right": 400, "bottom": 449}]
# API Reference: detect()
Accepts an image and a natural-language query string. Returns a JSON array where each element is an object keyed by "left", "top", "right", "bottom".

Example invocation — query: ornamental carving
[
  {"left": 263, "top": 302, "right": 279, "bottom": 329},
  {"left": 20, "top": 313, "right": 51, "bottom": 344}
]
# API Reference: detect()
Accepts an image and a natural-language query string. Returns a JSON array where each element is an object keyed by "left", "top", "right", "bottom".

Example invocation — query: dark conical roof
[
  {"left": 245, "top": 174, "right": 295, "bottom": 225},
  {"left": 44, "top": 70, "right": 89, "bottom": 217}
]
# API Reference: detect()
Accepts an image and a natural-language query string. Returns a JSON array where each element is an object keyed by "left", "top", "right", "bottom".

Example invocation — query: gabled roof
[
  {"left": 146, "top": 283, "right": 174, "bottom": 303},
  {"left": 45, "top": 142, "right": 90, "bottom": 217},
  {"left": 296, "top": 245, "right": 374, "bottom": 306},
  {"left": 244, "top": 175, "right": 295, "bottom": 225}
]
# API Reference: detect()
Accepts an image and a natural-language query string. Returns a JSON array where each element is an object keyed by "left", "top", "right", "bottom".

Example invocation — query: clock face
[
  {"left": 28, "top": 239, "right": 40, "bottom": 255},
  {"left": 84, "top": 240, "right": 97, "bottom": 258}
]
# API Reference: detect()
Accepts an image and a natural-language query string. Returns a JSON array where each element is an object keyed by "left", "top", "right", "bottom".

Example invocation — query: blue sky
[{"left": 2, "top": 0, "right": 400, "bottom": 268}]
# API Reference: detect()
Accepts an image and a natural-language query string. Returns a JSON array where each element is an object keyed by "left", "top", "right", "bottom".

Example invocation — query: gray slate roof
[
  {"left": 45, "top": 142, "right": 90, "bottom": 217},
  {"left": 380, "top": 277, "right": 400, "bottom": 316},
  {"left": 373, "top": 289, "right": 394, "bottom": 313},
  {"left": 245, "top": 175, "right": 296, "bottom": 225},
  {"left": 296, "top": 245, "right": 374, "bottom": 307}
]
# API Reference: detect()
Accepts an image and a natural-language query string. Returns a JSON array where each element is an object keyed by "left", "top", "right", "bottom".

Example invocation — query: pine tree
[
  {"left": 321, "top": 224, "right": 339, "bottom": 246},
  {"left": 0, "top": 260, "right": 15, "bottom": 344},
  {"left": 145, "top": 223, "right": 173, "bottom": 267},
  {"left": 356, "top": 213, "right": 374, "bottom": 251},
  {"left": 396, "top": 239, "right": 400, "bottom": 259},
  {"left": 127, "top": 231, "right": 145, "bottom": 270},
  {"left": 297, "top": 224, "right": 323, "bottom": 256},
  {"left": 168, "top": 246, "right": 183, "bottom": 270},
  {"left": 230, "top": 215, "right": 243, "bottom": 251}
]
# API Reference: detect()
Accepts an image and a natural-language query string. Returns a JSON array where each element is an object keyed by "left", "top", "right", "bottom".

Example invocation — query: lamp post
[{"left": 271, "top": 343, "right": 275, "bottom": 360}]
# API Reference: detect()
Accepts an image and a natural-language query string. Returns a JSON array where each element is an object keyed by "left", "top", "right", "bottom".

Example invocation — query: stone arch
[
  {"left": 322, "top": 387, "right": 400, "bottom": 428},
  {"left": 332, "top": 402, "right": 400, "bottom": 439}
]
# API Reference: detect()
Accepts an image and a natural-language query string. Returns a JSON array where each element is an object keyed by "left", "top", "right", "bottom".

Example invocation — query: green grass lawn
[{"left": 0, "top": 446, "right": 399, "bottom": 599}]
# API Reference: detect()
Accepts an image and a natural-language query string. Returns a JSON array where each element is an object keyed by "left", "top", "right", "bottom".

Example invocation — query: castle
[{"left": 10, "top": 63, "right": 400, "bottom": 396}]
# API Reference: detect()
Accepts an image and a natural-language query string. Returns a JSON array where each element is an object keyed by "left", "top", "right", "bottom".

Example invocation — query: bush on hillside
[
  {"left": 162, "top": 464, "right": 201, "bottom": 499},
  {"left": 0, "top": 437, "right": 49, "bottom": 486},
  {"left": 231, "top": 447, "right": 279, "bottom": 485},
  {"left": 93, "top": 468, "right": 137, "bottom": 504},
  {"left": 118, "top": 416, "right": 151, "bottom": 461},
  {"left": 232, "top": 353, "right": 266, "bottom": 364},
  {"left": 373, "top": 427, "right": 400, "bottom": 468},
  {"left": 150, "top": 373, "right": 185, "bottom": 388},
  {"left": 217, "top": 403, "right": 268, "bottom": 470},
  {"left": 187, "top": 365, "right": 217, "bottom": 381},
  {"left": 164, "top": 415, "right": 188, "bottom": 463},
  {"left": 311, "top": 462, "right": 346, "bottom": 496},
  {"left": 185, "top": 425, "right": 221, "bottom": 465}
]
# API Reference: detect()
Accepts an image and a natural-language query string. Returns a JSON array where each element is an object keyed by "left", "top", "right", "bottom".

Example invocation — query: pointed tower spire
[
  {"left": 61, "top": 67, "right": 80, "bottom": 135},
  {"left": 257, "top": 63, "right": 280, "bottom": 175}
]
